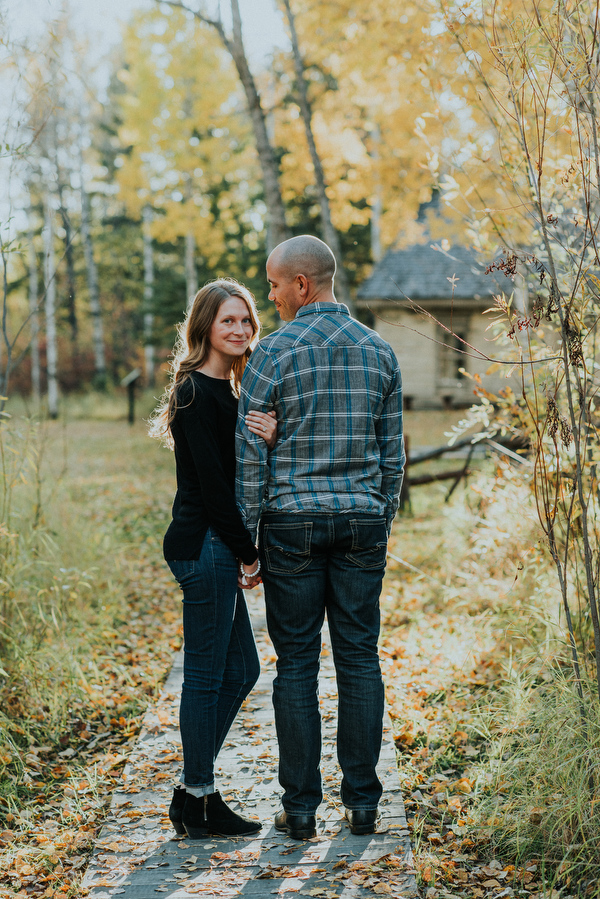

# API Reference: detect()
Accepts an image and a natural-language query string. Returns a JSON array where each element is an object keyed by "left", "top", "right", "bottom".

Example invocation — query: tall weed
[
  {"left": 0, "top": 411, "right": 178, "bottom": 814},
  {"left": 388, "top": 462, "right": 600, "bottom": 892},
  {"left": 473, "top": 669, "right": 600, "bottom": 895}
]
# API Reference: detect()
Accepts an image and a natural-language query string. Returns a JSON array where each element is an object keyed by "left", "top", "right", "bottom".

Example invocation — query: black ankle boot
[
  {"left": 181, "top": 792, "right": 209, "bottom": 839},
  {"left": 205, "top": 791, "right": 261, "bottom": 837},
  {"left": 181, "top": 790, "right": 262, "bottom": 839},
  {"left": 168, "top": 785, "right": 187, "bottom": 835}
]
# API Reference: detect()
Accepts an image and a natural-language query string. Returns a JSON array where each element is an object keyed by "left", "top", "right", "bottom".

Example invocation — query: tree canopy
[{"left": 0, "top": 0, "right": 548, "bottom": 400}]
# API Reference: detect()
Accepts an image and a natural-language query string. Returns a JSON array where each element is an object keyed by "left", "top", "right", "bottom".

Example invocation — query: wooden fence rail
[{"left": 400, "top": 433, "right": 529, "bottom": 509}]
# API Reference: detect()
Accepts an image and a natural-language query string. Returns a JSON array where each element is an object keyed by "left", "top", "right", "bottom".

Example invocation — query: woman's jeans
[
  {"left": 259, "top": 511, "right": 387, "bottom": 815},
  {"left": 167, "top": 527, "right": 260, "bottom": 796}
]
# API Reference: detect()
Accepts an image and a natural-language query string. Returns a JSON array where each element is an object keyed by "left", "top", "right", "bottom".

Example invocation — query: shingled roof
[{"left": 356, "top": 242, "right": 505, "bottom": 303}]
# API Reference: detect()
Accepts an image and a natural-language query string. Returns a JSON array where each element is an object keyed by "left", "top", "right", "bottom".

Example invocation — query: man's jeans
[
  {"left": 168, "top": 527, "right": 260, "bottom": 796},
  {"left": 259, "top": 511, "right": 387, "bottom": 814}
]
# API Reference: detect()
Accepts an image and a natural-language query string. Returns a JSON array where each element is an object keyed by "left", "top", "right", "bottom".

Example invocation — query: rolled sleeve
[
  {"left": 375, "top": 362, "right": 405, "bottom": 533},
  {"left": 235, "top": 346, "right": 276, "bottom": 541}
]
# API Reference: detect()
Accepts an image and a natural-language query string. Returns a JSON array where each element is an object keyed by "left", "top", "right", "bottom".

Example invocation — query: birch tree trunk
[
  {"left": 0, "top": 243, "right": 6, "bottom": 404},
  {"left": 43, "top": 197, "right": 59, "bottom": 419},
  {"left": 57, "top": 182, "right": 78, "bottom": 344},
  {"left": 370, "top": 124, "right": 383, "bottom": 264},
  {"left": 163, "top": 0, "right": 290, "bottom": 251},
  {"left": 80, "top": 165, "right": 107, "bottom": 388},
  {"left": 142, "top": 206, "right": 155, "bottom": 387},
  {"left": 185, "top": 231, "right": 198, "bottom": 306},
  {"left": 281, "top": 0, "right": 354, "bottom": 313},
  {"left": 28, "top": 213, "right": 41, "bottom": 404},
  {"left": 51, "top": 88, "right": 77, "bottom": 344}
]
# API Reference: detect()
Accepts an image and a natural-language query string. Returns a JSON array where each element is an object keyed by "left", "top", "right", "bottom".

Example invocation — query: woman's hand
[{"left": 246, "top": 409, "right": 277, "bottom": 449}]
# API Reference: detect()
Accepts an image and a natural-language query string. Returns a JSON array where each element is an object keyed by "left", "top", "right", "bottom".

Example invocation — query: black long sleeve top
[{"left": 163, "top": 371, "right": 258, "bottom": 565}]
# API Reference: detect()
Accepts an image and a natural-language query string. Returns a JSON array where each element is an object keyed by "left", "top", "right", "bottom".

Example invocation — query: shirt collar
[{"left": 295, "top": 302, "right": 350, "bottom": 319}]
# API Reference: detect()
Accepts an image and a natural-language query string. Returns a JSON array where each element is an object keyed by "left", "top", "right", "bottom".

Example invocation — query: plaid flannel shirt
[{"left": 235, "top": 302, "right": 405, "bottom": 541}]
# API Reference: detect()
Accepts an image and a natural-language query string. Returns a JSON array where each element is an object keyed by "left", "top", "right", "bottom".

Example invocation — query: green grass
[
  {"left": 4, "top": 384, "right": 166, "bottom": 425},
  {"left": 472, "top": 668, "right": 600, "bottom": 894}
]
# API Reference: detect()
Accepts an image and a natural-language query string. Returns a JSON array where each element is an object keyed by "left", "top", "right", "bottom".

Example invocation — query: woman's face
[{"left": 208, "top": 297, "right": 254, "bottom": 361}]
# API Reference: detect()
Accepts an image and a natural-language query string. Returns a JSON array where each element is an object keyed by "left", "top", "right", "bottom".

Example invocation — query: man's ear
[{"left": 297, "top": 274, "right": 309, "bottom": 296}]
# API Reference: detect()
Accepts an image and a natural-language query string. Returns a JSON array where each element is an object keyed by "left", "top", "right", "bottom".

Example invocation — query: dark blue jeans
[
  {"left": 167, "top": 527, "right": 260, "bottom": 795},
  {"left": 259, "top": 512, "right": 387, "bottom": 815}
]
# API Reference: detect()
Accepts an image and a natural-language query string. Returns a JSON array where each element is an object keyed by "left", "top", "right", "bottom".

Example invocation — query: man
[{"left": 236, "top": 235, "right": 404, "bottom": 840}]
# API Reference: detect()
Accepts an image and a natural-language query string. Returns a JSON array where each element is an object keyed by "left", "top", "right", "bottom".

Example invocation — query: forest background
[{"left": 3, "top": 1, "right": 600, "bottom": 898}]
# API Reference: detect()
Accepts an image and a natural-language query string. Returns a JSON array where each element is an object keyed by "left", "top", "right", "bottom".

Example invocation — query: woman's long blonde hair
[{"left": 148, "top": 279, "right": 260, "bottom": 446}]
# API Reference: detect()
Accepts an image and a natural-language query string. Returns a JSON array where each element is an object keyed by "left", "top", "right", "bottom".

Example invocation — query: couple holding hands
[{"left": 150, "top": 235, "right": 405, "bottom": 842}]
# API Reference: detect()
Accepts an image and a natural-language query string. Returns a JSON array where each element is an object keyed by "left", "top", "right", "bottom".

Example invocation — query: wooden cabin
[{"left": 356, "top": 242, "right": 511, "bottom": 409}]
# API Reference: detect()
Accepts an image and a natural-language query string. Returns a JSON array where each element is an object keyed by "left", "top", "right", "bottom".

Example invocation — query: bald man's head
[
  {"left": 266, "top": 235, "right": 337, "bottom": 320},
  {"left": 270, "top": 236, "right": 336, "bottom": 287}
]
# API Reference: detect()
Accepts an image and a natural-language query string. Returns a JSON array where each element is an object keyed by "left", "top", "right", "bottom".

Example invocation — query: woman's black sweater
[{"left": 163, "top": 371, "right": 258, "bottom": 565}]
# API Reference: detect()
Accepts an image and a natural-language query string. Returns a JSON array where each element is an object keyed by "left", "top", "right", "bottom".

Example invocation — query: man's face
[{"left": 266, "top": 254, "right": 303, "bottom": 322}]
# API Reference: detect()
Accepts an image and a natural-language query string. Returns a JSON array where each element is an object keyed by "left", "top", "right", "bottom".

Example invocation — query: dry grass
[
  {"left": 0, "top": 408, "right": 182, "bottom": 896},
  {"left": 383, "top": 457, "right": 599, "bottom": 896},
  {"left": 403, "top": 408, "right": 473, "bottom": 449},
  {"left": 2, "top": 397, "right": 597, "bottom": 896}
]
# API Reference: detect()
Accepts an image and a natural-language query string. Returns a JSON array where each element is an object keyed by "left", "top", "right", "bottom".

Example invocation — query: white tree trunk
[
  {"left": 28, "top": 213, "right": 41, "bottom": 404},
  {"left": 80, "top": 165, "right": 107, "bottom": 387},
  {"left": 370, "top": 124, "right": 383, "bottom": 263},
  {"left": 43, "top": 197, "right": 59, "bottom": 419},
  {"left": 185, "top": 231, "right": 198, "bottom": 306},
  {"left": 142, "top": 206, "right": 155, "bottom": 387}
]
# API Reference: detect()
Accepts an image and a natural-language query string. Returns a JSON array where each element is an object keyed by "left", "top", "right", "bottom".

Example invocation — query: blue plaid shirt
[{"left": 235, "top": 302, "right": 405, "bottom": 541}]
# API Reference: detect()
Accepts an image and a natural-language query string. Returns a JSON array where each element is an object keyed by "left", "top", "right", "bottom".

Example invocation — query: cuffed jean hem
[
  {"left": 283, "top": 805, "right": 319, "bottom": 815},
  {"left": 181, "top": 780, "right": 215, "bottom": 798}
]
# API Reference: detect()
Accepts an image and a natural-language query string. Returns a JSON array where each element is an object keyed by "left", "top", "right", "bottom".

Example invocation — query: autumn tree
[
  {"left": 271, "top": 0, "right": 498, "bottom": 271},
  {"left": 159, "top": 0, "right": 290, "bottom": 250},
  {"left": 0, "top": 21, "right": 55, "bottom": 409},
  {"left": 418, "top": 0, "right": 600, "bottom": 881},
  {"left": 279, "top": 0, "right": 353, "bottom": 310},
  {"left": 115, "top": 7, "right": 266, "bottom": 294},
  {"left": 10, "top": 16, "right": 114, "bottom": 403}
]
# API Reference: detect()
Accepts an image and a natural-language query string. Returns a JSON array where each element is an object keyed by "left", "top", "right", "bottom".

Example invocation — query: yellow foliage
[
  {"left": 272, "top": 0, "right": 471, "bottom": 246},
  {"left": 115, "top": 6, "right": 260, "bottom": 262},
  {"left": 270, "top": 0, "right": 578, "bottom": 253}
]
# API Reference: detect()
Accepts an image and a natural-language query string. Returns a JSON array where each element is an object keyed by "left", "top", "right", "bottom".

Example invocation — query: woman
[{"left": 149, "top": 279, "right": 276, "bottom": 839}]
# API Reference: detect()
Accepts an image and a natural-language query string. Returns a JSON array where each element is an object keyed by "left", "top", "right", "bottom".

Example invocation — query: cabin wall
[
  {"left": 370, "top": 304, "right": 509, "bottom": 409},
  {"left": 374, "top": 309, "right": 439, "bottom": 408}
]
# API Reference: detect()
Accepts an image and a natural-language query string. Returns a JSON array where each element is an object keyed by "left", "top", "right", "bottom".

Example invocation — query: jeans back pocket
[
  {"left": 263, "top": 521, "right": 313, "bottom": 574},
  {"left": 345, "top": 518, "right": 388, "bottom": 570}
]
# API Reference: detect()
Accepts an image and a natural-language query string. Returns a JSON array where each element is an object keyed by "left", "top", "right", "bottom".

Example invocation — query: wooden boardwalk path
[{"left": 82, "top": 594, "right": 417, "bottom": 899}]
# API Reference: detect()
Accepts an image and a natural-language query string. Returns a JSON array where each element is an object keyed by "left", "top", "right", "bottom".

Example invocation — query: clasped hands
[{"left": 238, "top": 557, "right": 262, "bottom": 590}]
